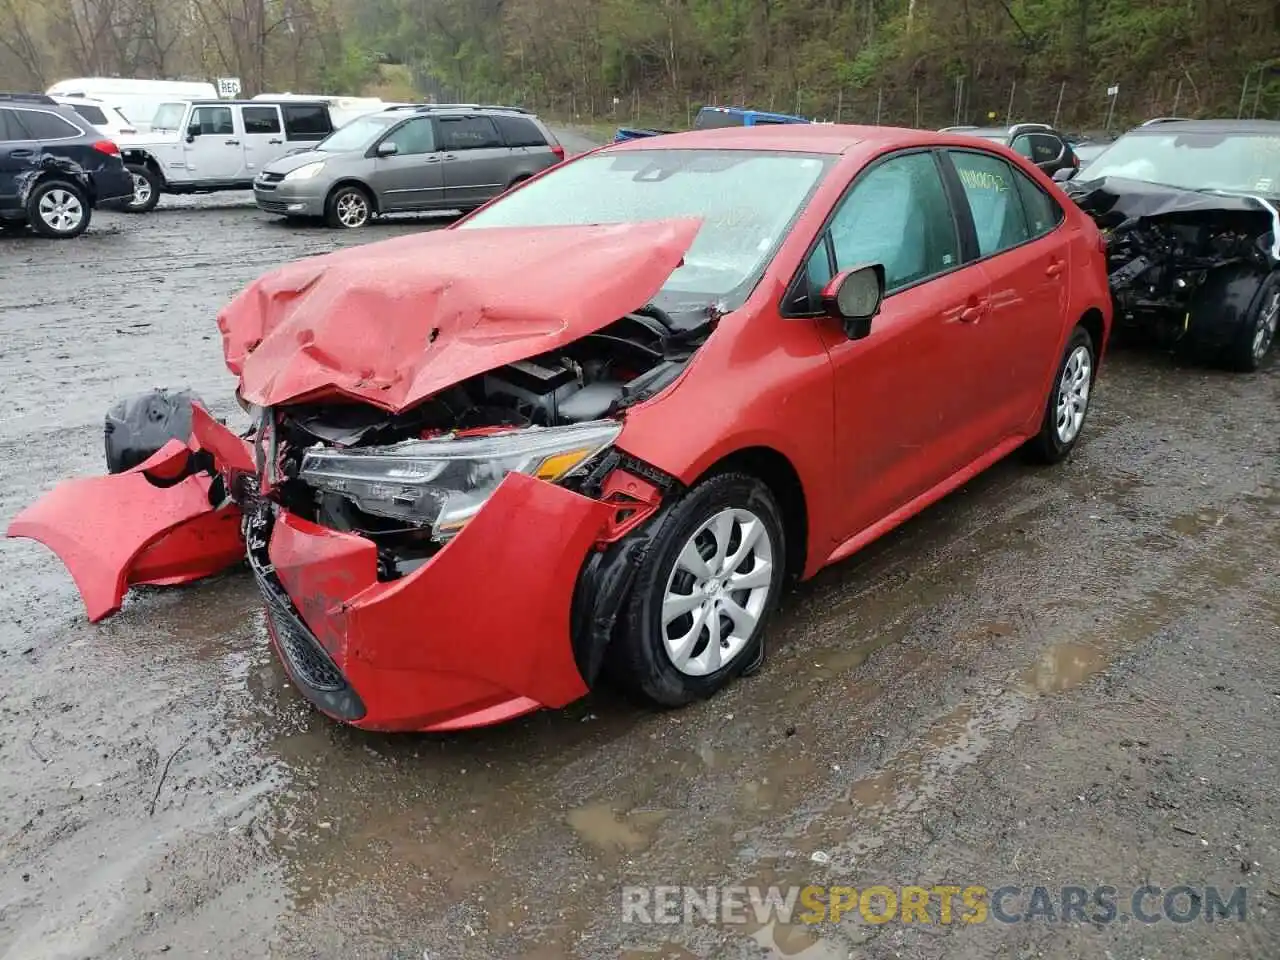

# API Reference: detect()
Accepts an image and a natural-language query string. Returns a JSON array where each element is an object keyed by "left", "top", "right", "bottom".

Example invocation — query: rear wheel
[
  {"left": 1025, "top": 325, "right": 1096, "bottom": 464},
  {"left": 325, "top": 185, "right": 372, "bottom": 229},
  {"left": 611, "top": 473, "right": 786, "bottom": 706},
  {"left": 123, "top": 163, "right": 161, "bottom": 213},
  {"left": 27, "top": 181, "right": 90, "bottom": 239}
]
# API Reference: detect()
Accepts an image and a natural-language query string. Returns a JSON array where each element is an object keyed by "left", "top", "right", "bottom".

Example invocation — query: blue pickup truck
[{"left": 614, "top": 105, "right": 810, "bottom": 142}]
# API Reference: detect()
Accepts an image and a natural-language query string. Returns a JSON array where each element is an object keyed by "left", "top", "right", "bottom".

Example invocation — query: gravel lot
[{"left": 0, "top": 141, "right": 1277, "bottom": 959}]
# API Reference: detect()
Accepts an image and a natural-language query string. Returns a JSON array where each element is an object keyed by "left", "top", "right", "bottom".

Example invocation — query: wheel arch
[
  {"left": 121, "top": 149, "right": 165, "bottom": 184},
  {"left": 1078, "top": 306, "right": 1107, "bottom": 368},
  {"left": 326, "top": 178, "right": 379, "bottom": 214}
]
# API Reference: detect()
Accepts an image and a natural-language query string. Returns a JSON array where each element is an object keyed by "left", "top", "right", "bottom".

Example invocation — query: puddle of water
[
  {"left": 1169, "top": 509, "right": 1229, "bottom": 536},
  {"left": 739, "top": 754, "right": 820, "bottom": 812},
  {"left": 749, "top": 920, "right": 846, "bottom": 959},
  {"left": 1020, "top": 640, "right": 1107, "bottom": 695},
  {"left": 566, "top": 802, "right": 670, "bottom": 856},
  {"left": 619, "top": 946, "right": 701, "bottom": 960}
]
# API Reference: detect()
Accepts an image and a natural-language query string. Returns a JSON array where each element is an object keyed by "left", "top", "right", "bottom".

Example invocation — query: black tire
[
  {"left": 325, "top": 185, "right": 373, "bottom": 229},
  {"left": 610, "top": 472, "right": 787, "bottom": 706},
  {"left": 1025, "top": 325, "right": 1097, "bottom": 464},
  {"left": 1224, "top": 272, "right": 1279, "bottom": 372},
  {"left": 0, "top": 220, "right": 26, "bottom": 234},
  {"left": 122, "top": 163, "right": 161, "bottom": 213},
  {"left": 26, "top": 180, "right": 91, "bottom": 239}
]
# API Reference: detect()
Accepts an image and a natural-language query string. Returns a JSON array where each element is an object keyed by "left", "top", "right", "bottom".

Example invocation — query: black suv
[
  {"left": 939, "top": 122, "right": 1080, "bottom": 177},
  {"left": 0, "top": 93, "right": 133, "bottom": 238}
]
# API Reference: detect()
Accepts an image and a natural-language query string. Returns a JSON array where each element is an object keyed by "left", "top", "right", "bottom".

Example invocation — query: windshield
[
  {"left": 150, "top": 102, "right": 187, "bottom": 131},
  {"left": 1079, "top": 130, "right": 1280, "bottom": 195},
  {"left": 458, "top": 149, "right": 834, "bottom": 309},
  {"left": 316, "top": 114, "right": 400, "bottom": 152}
]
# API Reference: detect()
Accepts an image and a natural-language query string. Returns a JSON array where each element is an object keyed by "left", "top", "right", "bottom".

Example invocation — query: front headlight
[
  {"left": 282, "top": 161, "right": 325, "bottom": 181},
  {"left": 297, "top": 420, "right": 622, "bottom": 542}
]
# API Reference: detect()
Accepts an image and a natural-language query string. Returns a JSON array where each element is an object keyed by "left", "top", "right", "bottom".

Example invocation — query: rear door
[
  {"left": 281, "top": 103, "right": 333, "bottom": 145},
  {"left": 182, "top": 105, "right": 244, "bottom": 181},
  {"left": 240, "top": 104, "right": 286, "bottom": 174},
  {"left": 0, "top": 108, "right": 34, "bottom": 211},
  {"left": 800, "top": 149, "right": 992, "bottom": 539},
  {"left": 437, "top": 115, "right": 512, "bottom": 208},
  {"left": 491, "top": 113, "right": 558, "bottom": 177},
  {"left": 942, "top": 148, "right": 1070, "bottom": 436},
  {"left": 366, "top": 116, "right": 445, "bottom": 211}
]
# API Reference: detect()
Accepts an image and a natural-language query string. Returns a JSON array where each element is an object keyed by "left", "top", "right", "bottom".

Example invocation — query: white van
[
  {"left": 252, "top": 93, "right": 410, "bottom": 129},
  {"left": 46, "top": 78, "right": 218, "bottom": 132}
]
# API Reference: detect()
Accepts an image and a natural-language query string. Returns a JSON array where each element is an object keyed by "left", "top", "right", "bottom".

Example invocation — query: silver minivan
[{"left": 253, "top": 104, "right": 565, "bottom": 228}]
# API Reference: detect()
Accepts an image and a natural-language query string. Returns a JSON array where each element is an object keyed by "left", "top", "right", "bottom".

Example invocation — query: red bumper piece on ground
[
  {"left": 267, "top": 472, "right": 614, "bottom": 731},
  {"left": 6, "top": 439, "right": 245, "bottom": 621}
]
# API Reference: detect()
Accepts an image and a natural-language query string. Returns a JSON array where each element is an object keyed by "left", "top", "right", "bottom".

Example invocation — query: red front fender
[{"left": 6, "top": 412, "right": 251, "bottom": 622}]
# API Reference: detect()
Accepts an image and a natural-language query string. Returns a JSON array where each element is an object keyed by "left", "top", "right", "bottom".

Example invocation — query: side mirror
[
  {"left": 1052, "top": 167, "right": 1077, "bottom": 183},
  {"left": 376, "top": 141, "right": 398, "bottom": 157},
  {"left": 185, "top": 123, "right": 200, "bottom": 142},
  {"left": 821, "top": 264, "right": 885, "bottom": 340}
]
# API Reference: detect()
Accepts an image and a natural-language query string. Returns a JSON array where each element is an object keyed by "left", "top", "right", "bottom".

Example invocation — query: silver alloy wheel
[
  {"left": 661, "top": 507, "right": 774, "bottom": 677},
  {"left": 1055, "top": 344, "right": 1092, "bottom": 445},
  {"left": 38, "top": 189, "right": 84, "bottom": 234},
  {"left": 336, "top": 191, "right": 369, "bottom": 228},
  {"left": 131, "top": 172, "right": 152, "bottom": 207},
  {"left": 1252, "top": 289, "right": 1279, "bottom": 362}
]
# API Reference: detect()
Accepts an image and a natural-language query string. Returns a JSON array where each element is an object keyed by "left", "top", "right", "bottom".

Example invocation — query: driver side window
[
  {"left": 800, "top": 152, "right": 958, "bottom": 310},
  {"left": 381, "top": 117, "right": 436, "bottom": 155}
]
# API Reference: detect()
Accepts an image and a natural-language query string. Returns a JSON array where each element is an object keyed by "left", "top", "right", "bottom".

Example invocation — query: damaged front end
[
  {"left": 9, "top": 220, "right": 712, "bottom": 731},
  {"left": 1067, "top": 177, "right": 1280, "bottom": 359}
]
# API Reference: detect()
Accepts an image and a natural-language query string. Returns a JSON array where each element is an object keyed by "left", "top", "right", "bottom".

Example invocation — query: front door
[
  {"left": 182, "top": 105, "right": 244, "bottom": 181},
  {"left": 366, "top": 117, "right": 445, "bottom": 211},
  {"left": 239, "top": 104, "right": 287, "bottom": 175},
  {"left": 807, "top": 150, "right": 992, "bottom": 540},
  {"left": 437, "top": 115, "right": 512, "bottom": 208},
  {"left": 944, "top": 148, "right": 1072, "bottom": 436}
]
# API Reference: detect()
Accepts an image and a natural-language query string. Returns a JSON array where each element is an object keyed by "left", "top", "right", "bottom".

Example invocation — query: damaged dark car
[{"left": 1062, "top": 119, "right": 1280, "bottom": 370}]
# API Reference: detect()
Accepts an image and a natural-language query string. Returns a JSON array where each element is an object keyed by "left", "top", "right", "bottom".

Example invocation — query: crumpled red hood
[{"left": 218, "top": 218, "right": 701, "bottom": 411}]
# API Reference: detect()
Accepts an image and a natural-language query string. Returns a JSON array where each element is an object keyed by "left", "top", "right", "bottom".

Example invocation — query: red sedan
[{"left": 9, "top": 124, "right": 1112, "bottom": 731}]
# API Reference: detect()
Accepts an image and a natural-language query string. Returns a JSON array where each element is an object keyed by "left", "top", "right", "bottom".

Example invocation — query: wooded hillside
[{"left": 3, "top": 0, "right": 1278, "bottom": 130}]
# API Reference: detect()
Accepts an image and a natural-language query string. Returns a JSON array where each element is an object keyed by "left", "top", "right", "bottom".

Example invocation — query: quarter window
[
  {"left": 242, "top": 106, "right": 281, "bottom": 134},
  {"left": 1013, "top": 168, "right": 1064, "bottom": 237},
  {"left": 824, "top": 152, "right": 960, "bottom": 292},
  {"left": 13, "top": 109, "right": 81, "bottom": 140},
  {"left": 190, "top": 106, "right": 234, "bottom": 136},
  {"left": 493, "top": 115, "right": 547, "bottom": 148},
  {"left": 1028, "top": 134, "right": 1064, "bottom": 164},
  {"left": 438, "top": 116, "right": 502, "bottom": 151},
  {"left": 948, "top": 150, "right": 1031, "bottom": 256},
  {"left": 68, "top": 103, "right": 108, "bottom": 125},
  {"left": 382, "top": 117, "right": 436, "bottom": 155},
  {"left": 282, "top": 104, "right": 332, "bottom": 140}
]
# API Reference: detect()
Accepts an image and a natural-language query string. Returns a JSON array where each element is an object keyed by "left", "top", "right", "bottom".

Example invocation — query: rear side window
[
  {"left": 190, "top": 106, "right": 234, "bottom": 136},
  {"left": 242, "top": 106, "right": 281, "bottom": 134},
  {"left": 948, "top": 150, "right": 1032, "bottom": 255},
  {"left": 1013, "top": 168, "right": 1064, "bottom": 237},
  {"left": 694, "top": 108, "right": 745, "bottom": 130},
  {"left": 282, "top": 104, "right": 332, "bottom": 140},
  {"left": 69, "top": 103, "right": 108, "bottom": 125},
  {"left": 1028, "top": 134, "right": 1064, "bottom": 164},
  {"left": 438, "top": 116, "right": 502, "bottom": 151},
  {"left": 14, "top": 109, "right": 81, "bottom": 140},
  {"left": 0, "top": 108, "right": 23, "bottom": 141},
  {"left": 493, "top": 114, "right": 547, "bottom": 148}
]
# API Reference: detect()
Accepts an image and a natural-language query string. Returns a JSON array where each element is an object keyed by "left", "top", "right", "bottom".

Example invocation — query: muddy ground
[{"left": 1, "top": 142, "right": 1278, "bottom": 959}]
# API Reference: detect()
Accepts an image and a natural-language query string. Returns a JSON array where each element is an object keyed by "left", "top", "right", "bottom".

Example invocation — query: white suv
[
  {"left": 116, "top": 99, "right": 336, "bottom": 212},
  {"left": 51, "top": 96, "right": 138, "bottom": 140}
]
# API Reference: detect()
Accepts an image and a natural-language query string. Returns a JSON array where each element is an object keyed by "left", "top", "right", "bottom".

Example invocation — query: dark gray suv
[{"left": 253, "top": 104, "right": 565, "bottom": 228}]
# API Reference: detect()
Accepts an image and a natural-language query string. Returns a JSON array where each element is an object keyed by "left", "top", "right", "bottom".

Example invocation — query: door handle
[
  {"left": 268, "top": 138, "right": 282, "bottom": 144},
  {"left": 225, "top": 139, "right": 240, "bottom": 146},
  {"left": 423, "top": 155, "right": 443, "bottom": 163},
  {"left": 439, "top": 153, "right": 457, "bottom": 161},
  {"left": 958, "top": 300, "right": 987, "bottom": 323},
  {"left": 1045, "top": 260, "right": 1064, "bottom": 278},
  {"left": 8, "top": 149, "right": 33, "bottom": 158}
]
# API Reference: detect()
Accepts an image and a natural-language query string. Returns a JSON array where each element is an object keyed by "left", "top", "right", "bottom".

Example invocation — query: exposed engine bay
[
  {"left": 1067, "top": 176, "right": 1280, "bottom": 348},
  {"left": 240, "top": 309, "right": 703, "bottom": 581}
]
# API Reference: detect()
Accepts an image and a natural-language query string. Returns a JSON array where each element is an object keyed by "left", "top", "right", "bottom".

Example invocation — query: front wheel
[
  {"left": 1227, "top": 274, "right": 1279, "bottom": 372},
  {"left": 325, "top": 185, "right": 372, "bottom": 229},
  {"left": 123, "top": 163, "right": 161, "bottom": 213},
  {"left": 1025, "top": 325, "right": 1097, "bottom": 464},
  {"left": 27, "top": 180, "right": 91, "bottom": 239},
  {"left": 611, "top": 473, "right": 786, "bottom": 706}
]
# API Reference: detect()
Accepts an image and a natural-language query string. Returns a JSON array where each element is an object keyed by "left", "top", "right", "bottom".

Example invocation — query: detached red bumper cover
[{"left": 255, "top": 472, "right": 614, "bottom": 731}]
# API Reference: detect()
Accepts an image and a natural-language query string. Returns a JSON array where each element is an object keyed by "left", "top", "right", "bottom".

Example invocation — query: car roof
[
  {"left": 1124, "top": 118, "right": 1280, "bottom": 135},
  {"left": 189, "top": 98, "right": 329, "bottom": 107},
  {"left": 604, "top": 123, "right": 907, "bottom": 154}
]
